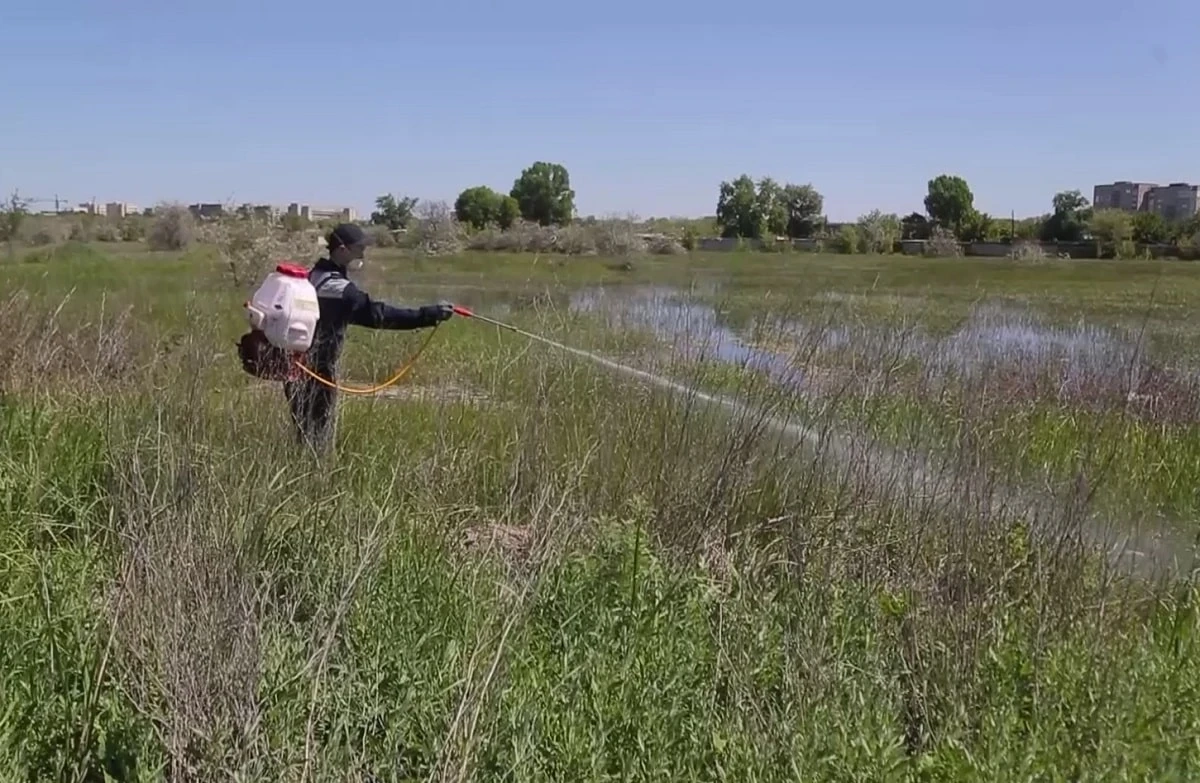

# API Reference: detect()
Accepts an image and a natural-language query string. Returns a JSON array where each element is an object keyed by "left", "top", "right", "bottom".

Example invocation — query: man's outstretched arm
[{"left": 334, "top": 278, "right": 451, "bottom": 330}]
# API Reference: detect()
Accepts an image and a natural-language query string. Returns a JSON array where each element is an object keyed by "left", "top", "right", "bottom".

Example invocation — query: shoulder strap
[{"left": 310, "top": 267, "right": 335, "bottom": 290}]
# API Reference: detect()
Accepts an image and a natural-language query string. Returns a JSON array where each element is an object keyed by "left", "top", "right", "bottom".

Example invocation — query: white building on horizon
[{"left": 288, "top": 202, "right": 356, "bottom": 222}]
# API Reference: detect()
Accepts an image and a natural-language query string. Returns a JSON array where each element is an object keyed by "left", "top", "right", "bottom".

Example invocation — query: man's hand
[{"left": 420, "top": 302, "right": 455, "bottom": 324}]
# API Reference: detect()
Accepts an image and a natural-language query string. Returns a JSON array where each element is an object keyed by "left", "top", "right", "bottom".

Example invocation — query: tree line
[
  {"left": 361, "top": 162, "right": 1199, "bottom": 248},
  {"left": 713, "top": 173, "right": 1200, "bottom": 247},
  {"left": 370, "top": 162, "right": 576, "bottom": 232}
]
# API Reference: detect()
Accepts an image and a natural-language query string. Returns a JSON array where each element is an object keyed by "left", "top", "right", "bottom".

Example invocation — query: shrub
[
  {"left": 366, "top": 224, "right": 398, "bottom": 248},
  {"left": 68, "top": 218, "right": 102, "bottom": 243},
  {"left": 925, "top": 226, "right": 962, "bottom": 258},
  {"left": 681, "top": 226, "right": 698, "bottom": 251},
  {"left": 857, "top": 210, "right": 901, "bottom": 254},
  {"left": 408, "top": 201, "right": 464, "bottom": 256},
  {"left": 467, "top": 219, "right": 685, "bottom": 256},
  {"left": 202, "top": 216, "right": 321, "bottom": 288},
  {"left": 93, "top": 222, "right": 121, "bottom": 242},
  {"left": 0, "top": 191, "right": 29, "bottom": 255},
  {"left": 647, "top": 235, "right": 687, "bottom": 255},
  {"left": 22, "top": 217, "right": 71, "bottom": 247},
  {"left": 147, "top": 204, "right": 195, "bottom": 251},
  {"left": 593, "top": 219, "right": 646, "bottom": 257},
  {"left": 466, "top": 226, "right": 502, "bottom": 252},
  {"left": 835, "top": 224, "right": 861, "bottom": 254},
  {"left": 119, "top": 219, "right": 146, "bottom": 242},
  {"left": 491, "top": 220, "right": 557, "bottom": 253},
  {"left": 1115, "top": 239, "right": 1141, "bottom": 260},
  {"left": 1010, "top": 241, "right": 1048, "bottom": 262},
  {"left": 552, "top": 224, "right": 597, "bottom": 256}
]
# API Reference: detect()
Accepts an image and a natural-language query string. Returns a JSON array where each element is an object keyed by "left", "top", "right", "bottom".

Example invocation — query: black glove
[{"left": 420, "top": 303, "right": 454, "bottom": 324}]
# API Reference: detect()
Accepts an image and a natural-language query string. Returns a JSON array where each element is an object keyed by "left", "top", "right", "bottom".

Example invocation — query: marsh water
[
  {"left": 565, "top": 283, "right": 1154, "bottom": 393},
  {"left": 402, "top": 279, "right": 1193, "bottom": 577}
]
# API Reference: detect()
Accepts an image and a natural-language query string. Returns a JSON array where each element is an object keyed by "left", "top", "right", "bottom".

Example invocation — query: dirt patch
[{"left": 459, "top": 523, "right": 535, "bottom": 564}]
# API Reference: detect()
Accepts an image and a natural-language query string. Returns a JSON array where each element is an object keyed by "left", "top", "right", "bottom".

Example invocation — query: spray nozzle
[{"left": 452, "top": 305, "right": 474, "bottom": 318}]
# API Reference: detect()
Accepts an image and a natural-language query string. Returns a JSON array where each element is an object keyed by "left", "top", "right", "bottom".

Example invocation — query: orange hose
[{"left": 291, "top": 325, "right": 440, "bottom": 395}]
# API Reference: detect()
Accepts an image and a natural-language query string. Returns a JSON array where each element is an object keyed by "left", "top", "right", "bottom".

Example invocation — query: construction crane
[
  {"left": 24, "top": 195, "right": 70, "bottom": 213},
  {"left": 2, "top": 192, "right": 71, "bottom": 213}
]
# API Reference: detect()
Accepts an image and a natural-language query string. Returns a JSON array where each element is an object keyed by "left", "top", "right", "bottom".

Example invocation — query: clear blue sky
[{"left": 2, "top": 1, "right": 1195, "bottom": 221}]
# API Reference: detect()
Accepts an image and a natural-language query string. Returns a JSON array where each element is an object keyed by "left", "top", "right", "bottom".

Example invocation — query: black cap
[{"left": 326, "top": 222, "right": 369, "bottom": 250}]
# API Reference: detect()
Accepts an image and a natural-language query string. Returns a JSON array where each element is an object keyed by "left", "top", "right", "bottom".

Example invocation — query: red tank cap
[{"left": 275, "top": 262, "right": 309, "bottom": 278}]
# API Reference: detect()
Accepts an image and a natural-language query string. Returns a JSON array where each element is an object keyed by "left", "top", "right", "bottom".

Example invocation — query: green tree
[
  {"left": 756, "top": 177, "right": 788, "bottom": 237},
  {"left": 1040, "top": 190, "right": 1091, "bottom": 242},
  {"left": 856, "top": 210, "right": 901, "bottom": 253},
  {"left": 497, "top": 195, "right": 520, "bottom": 230},
  {"left": 370, "top": 193, "right": 418, "bottom": 231},
  {"left": 1175, "top": 214, "right": 1200, "bottom": 240},
  {"left": 901, "top": 212, "right": 931, "bottom": 240},
  {"left": 510, "top": 162, "right": 575, "bottom": 226},
  {"left": 1052, "top": 189, "right": 1089, "bottom": 215},
  {"left": 0, "top": 190, "right": 29, "bottom": 257},
  {"left": 782, "top": 183, "right": 823, "bottom": 238},
  {"left": 924, "top": 174, "right": 974, "bottom": 236},
  {"left": 1089, "top": 209, "right": 1132, "bottom": 241},
  {"left": 1088, "top": 209, "right": 1133, "bottom": 256},
  {"left": 958, "top": 210, "right": 995, "bottom": 243},
  {"left": 986, "top": 218, "right": 1012, "bottom": 241},
  {"left": 1017, "top": 215, "right": 1048, "bottom": 240},
  {"left": 454, "top": 186, "right": 502, "bottom": 230},
  {"left": 716, "top": 176, "right": 824, "bottom": 239},
  {"left": 716, "top": 175, "right": 763, "bottom": 239},
  {"left": 1131, "top": 211, "right": 1170, "bottom": 244}
]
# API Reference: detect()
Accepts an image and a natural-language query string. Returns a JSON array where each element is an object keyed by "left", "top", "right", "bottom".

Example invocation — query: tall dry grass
[
  {"left": 9, "top": 211, "right": 690, "bottom": 262},
  {"left": 464, "top": 218, "right": 685, "bottom": 257}
]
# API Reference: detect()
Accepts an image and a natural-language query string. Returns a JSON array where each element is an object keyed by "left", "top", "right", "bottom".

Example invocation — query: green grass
[
  {"left": 828, "top": 384, "right": 1200, "bottom": 524},
  {"left": 2, "top": 241, "right": 1200, "bottom": 780}
]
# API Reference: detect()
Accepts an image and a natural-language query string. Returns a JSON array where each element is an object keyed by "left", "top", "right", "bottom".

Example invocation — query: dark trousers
[{"left": 284, "top": 378, "right": 337, "bottom": 454}]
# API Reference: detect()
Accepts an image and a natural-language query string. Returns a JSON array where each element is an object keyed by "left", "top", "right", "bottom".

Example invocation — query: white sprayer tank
[{"left": 245, "top": 263, "right": 320, "bottom": 353}]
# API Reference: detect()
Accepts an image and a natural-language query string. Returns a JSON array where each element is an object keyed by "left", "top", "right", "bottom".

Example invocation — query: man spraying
[{"left": 285, "top": 223, "right": 453, "bottom": 453}]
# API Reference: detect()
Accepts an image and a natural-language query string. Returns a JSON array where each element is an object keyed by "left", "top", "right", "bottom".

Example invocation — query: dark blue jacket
[{"left": 305, "top": 257, "right": 444, "bottom": 377}]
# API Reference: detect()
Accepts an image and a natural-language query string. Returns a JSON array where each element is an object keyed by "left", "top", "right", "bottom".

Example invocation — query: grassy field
[{"left": 3, "top": 241, "right": 1200, "bottom": 781}]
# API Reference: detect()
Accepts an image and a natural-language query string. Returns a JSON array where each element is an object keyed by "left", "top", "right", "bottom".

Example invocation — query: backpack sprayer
[
  {"left": 235, "top": 262, "right": 439, "bottom": 394},
  {"left": 236, "top": 262, "right": 494, "bottom": 395}
]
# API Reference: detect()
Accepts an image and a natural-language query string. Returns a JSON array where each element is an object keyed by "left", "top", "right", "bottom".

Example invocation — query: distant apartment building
[
  {"left": 1093, "top": 181, "right": 1157, "bottom": 212},
  {"left": 105, "top": 202, "right": 138, "bottom": 218},
  {"left": 189, "top": 203, "right": 226, "bottom": 219},
  {"left": 287, "top": 202, "right": 356, "bottom": 222},
  {"left": 1093, "top": 180, "right": 1200, "bottom": 221},
  {"left": 236, "top": 203, "right": 281, "bottom": 219},
  {"left": 310, "top": 206, "right": 356, "bottom": 222},
  {"left": 1146, "top": 183, "right": 1199, "bottom": 222}
]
